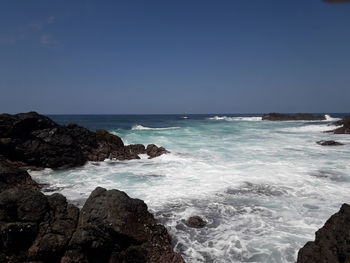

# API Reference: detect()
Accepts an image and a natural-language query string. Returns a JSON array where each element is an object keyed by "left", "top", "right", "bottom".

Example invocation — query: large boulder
[
  {"left": 0, "top": 185, "right": 184, "bottom": 263},
  {"left": 262, "top": 113, "right": 326, "bottom": 121},
  {"left": 0, "top": 112, "right": 168, "bottom": 169},
  {"left": 62, "top": 187, "right": 183, "bottom": 263},
  {"left": 297, "top": 204, "right": 350, "bottom": 263}
]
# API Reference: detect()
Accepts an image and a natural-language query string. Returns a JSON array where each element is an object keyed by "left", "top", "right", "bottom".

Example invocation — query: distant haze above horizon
[{"left": 1, "top": 0, "right": 349, "bottom": 114}]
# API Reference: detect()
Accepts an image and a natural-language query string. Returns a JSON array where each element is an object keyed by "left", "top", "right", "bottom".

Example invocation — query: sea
[{"left": 29, "top": 113, "right": 350, "bottom": 263}]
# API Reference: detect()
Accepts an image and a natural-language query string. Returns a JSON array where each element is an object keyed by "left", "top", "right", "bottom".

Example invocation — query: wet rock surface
[
  {"left": 316, "top": 140, "right": 344, "bottom": 146},
  {"left": 297, "top": 203, "right": 350, "bottom": 263},
  {"left": 262, "top": 112, "right": 326, "bottom": 121},
  {"left": 0, "top": 112, "right": 169, "bottom": 169}
]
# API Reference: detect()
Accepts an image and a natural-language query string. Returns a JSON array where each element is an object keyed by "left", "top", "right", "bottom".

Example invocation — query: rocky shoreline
[
  {"left": 1, "top": 112, "right": 350, "bottom": 262},
  {"left": 0, "top": 112, "right": 183, "bottom": 263},
  {"left": 296, "top": 115, "right": 350, "bottom": 262},
  {"left": 0, "top": 112, "right": 169, "bottom": 169},
  {"left": 0, "top": 163, "right": 184, "bottom": 263},
  {"left": 330, "top": 116, "right": 350, "bottom": 134}
]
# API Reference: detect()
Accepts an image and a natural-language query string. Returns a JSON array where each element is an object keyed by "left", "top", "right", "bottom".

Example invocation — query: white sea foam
[
  {"left": 208, "top": 116, "right": 262, "bottom": 121},
  {"left": 181, "top": 116, "right": 188, "bottom": 119},
  {"left": 208, "top": 116, "right": 228, "bottom": 120},
  {"left": 29, "top": 117, "right": 350, "bottom": 263},
  {"left": 279, "top": 124, "right": 331, "bottom": 133},
  {"left": 131, "top": 124, "right": 180, "bottom": 130},
  {"left": 324, "top": 114, "right": 341, "bottom": 122}
]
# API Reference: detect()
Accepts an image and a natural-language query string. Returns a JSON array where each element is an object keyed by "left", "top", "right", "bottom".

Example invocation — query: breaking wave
[
  {"left": 324, "top": 114, "right": 341, "bottom": 122},
  {"left": 208, "top": 116, "right": 261, "bottom": 121},
  {"left": 131, "top": 124, "right": 180, "bottom": 130}
]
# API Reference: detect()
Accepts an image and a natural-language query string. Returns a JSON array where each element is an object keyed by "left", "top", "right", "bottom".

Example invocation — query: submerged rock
[
  {"left": 0, "top": 112, "right": 168, "bottom": 169},
  {"left": 316, "top": 140, "right": 344, "bottom": 146},
  {"left": 262, "top": 113, "right": 326, "bottom": 121},
  {"left": 297, "top": 203, "right": 350, "bottom": 263},
  {"left": 185, "top": 216, "right": 207, "bottom": 228}
]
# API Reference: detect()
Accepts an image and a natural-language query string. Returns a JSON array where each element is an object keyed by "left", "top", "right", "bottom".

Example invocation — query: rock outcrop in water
[
  {"left": 297, "top": 204, "right": 350, "bottom": 263},
  {"left": 0, "top": 112, "right": 169, "bottom": 168},
  {"left": 316, "top": 140, "right": 344, "bottom": 146},
  {"left": 146, "top": 144, "right": 170, "bottom": 159},
  {"left": 0, "top": 164, "right": 184, "bottom": 263},
  {"left": 185, "top": 216, "right": 207, "bottom": 228},
  {"left": 330, "top": 116, "right": 350, "bottom": 134},
  {"left": 262, "top": 113, "right": 326, "bottom": 121}
]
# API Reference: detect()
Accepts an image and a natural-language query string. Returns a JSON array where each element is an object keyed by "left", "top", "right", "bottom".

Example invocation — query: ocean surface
[{"left": 29, "top": 113, "right": 350, "bottom": 263}]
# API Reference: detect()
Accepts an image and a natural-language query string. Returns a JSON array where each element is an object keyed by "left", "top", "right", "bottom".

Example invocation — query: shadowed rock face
[
  {"left": 0, "top": 160, "right": 39, "bottom": 191},
  {"left": 262, "top": 113, "right": 326, "bottom": 121},
  {"left": 0, "top": 112, "right": 168, "bottom": 168},
  {"left": 0, "top": 187, "right": 79, "bottom": 263},
  {"left": 0, "top": 164, "right": 184, "bottom": 263},
  {"left": 297, "top": 204, "right": 350, "bottom": 263}
]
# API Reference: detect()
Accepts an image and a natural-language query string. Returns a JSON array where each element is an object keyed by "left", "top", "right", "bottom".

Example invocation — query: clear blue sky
[{"left": 0, "top": 0, "right": 349, "bottom": 114}]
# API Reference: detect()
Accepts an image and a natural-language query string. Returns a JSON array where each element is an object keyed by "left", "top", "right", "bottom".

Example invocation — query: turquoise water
[{"left": 30, "top": 114, "right": 350, "bottom": 263}]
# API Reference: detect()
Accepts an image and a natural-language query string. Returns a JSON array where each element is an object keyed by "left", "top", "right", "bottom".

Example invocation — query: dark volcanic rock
[
  {"left": 297, "top": 203, "right": 350, "bottom": 263},
  {"left": 0, "top": 187, "right": 79, "bottom": 263},
  {"left": 0, "top": 184, "right": 184, "bottom": 263},
  {"left": 185, "top": 216, "right": 207, "bottom": 228},
  {"left": 0, "top": 160, "right": 39, "bottom": 191},
  {"left": 125, "top": 144, "right": 146, "bottom": 155},
  {"left": 262, "top": 113, "right": 326, "bottom": 121},
  {"left": 146, "top": 144, "right": 169, "bottom": 159},
  {"left": 0, "top": 112, "right": 168, "bottom": 169},
  {"left": 316, "top": 140, "right": 344, "bottom": 146},
  {"left": 331, "top": 117, "right": 350, "bottom": 134},
  {"left": 63, "top": 187, "right": 183, "bottom": 263}
]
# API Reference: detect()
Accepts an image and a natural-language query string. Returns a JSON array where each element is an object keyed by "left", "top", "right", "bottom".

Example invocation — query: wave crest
[
  {"left": 324, "top": 114, "right": 341, "bottom": 122},
  {"left": 208, "top": 116, "right": 261, "bottom": 121},
  {"left": 131, "top": 125, "right": 180, "bottom": 130}
]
